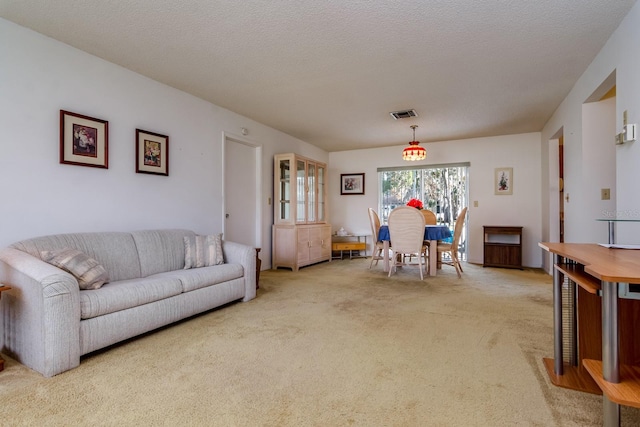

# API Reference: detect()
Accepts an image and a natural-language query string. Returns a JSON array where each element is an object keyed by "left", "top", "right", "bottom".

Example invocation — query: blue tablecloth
[{"left": 378, "top": 225, "right": 452, "bottom": 242}]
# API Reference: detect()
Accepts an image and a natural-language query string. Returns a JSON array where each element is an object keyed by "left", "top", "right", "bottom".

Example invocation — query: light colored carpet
[{"left": 1, "top": 259, "right": 640, "bottom": 426}]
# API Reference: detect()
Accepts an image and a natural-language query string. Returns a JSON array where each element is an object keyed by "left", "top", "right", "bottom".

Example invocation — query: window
[{"left": 378, "top": 163, "right": 469, "bottom": 258}]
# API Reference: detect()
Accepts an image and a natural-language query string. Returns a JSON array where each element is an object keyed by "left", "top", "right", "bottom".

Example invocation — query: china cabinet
[{"left": 272, "top": 153, "right": 330, "bottom": 270}]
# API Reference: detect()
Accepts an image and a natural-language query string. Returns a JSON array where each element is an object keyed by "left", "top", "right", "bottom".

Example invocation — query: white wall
[
  {"left": 7, "top": 0, "right": 640, "bottom": 274},
  {"left": 328, "top": 133, "right": 543, "bottom": 268},
  {"left": 541, "top": 1, "right": 640, "bottom": 271},
  {"left": 582, "top": 97, "right": 617, "bottom": 243},
  {"left": 0, "top": 18, "right": 328, "bottom": 269}
]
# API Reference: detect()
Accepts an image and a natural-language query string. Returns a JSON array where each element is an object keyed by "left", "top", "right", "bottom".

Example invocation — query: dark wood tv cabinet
[{"left": 483, "top": 226, "right": 522, "bottom": 269}]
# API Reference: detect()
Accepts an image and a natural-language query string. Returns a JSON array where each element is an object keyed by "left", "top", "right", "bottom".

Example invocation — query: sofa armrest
[
  {"left": 0, "top": 248, "right": 81, "bottom": 377},
  {"left": 221, "top": 241, "right": 256, "bottom": 302}
]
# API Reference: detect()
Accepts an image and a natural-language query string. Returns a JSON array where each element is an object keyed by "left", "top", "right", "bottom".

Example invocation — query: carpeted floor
[{"left": 1, "top": 259, "right": 640, "bottom": 426}]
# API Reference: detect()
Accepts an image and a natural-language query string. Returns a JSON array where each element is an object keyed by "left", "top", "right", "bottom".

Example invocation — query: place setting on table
[{"left": 378, "top": 199, "right": 453, "bottom": 277}]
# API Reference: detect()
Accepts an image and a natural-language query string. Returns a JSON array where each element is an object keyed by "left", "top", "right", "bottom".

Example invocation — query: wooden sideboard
[
  {"left": 539, "top": 242, "right": 640, "bottom": 426},
  {"left": 483, "top": 226, "right": 522, "bottom": 269}
]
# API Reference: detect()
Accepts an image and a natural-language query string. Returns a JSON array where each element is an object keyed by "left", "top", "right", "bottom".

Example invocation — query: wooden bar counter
[{"left": 539, "top": 242, "right": 640, "bottom": 426}]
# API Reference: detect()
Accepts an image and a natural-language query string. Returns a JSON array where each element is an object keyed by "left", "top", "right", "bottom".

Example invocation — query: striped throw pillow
[
  {"left": 41, "top": 248, "right": 110, "bottom": 290},
  {"left": 183, "top": 234, "right": 224, "bottom": 269}
]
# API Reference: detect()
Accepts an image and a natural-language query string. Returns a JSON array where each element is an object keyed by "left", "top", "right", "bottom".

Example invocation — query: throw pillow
[
  {"left": 41, "top": 248, "right": 110, "bottom": 290},
  {"left": 184, "top": 234, "right": 224, "bottom": 269}
]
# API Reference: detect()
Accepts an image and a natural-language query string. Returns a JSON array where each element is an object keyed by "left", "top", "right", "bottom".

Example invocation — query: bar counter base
[
  {"left": 583, "top": 359, "right": 640, "bottom": 408},
  {"left": 543, "top": 358, "right": 602, "bottom": 395}
]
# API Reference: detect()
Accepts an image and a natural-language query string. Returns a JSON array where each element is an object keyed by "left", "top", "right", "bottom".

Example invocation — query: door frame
[{"left": 221, "top": 131, "right": 262, "bottom": 249}]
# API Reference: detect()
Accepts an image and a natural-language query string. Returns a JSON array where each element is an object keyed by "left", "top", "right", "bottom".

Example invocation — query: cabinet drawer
[{"left": 332, "top": 242, "right": 366, "bottom": 251}]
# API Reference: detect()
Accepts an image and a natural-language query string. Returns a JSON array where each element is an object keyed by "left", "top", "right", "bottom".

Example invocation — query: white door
[{"left": 224, "top": 136, "right": 260, "bottom": 248}]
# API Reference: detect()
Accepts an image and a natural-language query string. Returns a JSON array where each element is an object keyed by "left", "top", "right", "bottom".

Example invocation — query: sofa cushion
[
  {"left": 131, "top": 229, "right": 195, "bottom": 277},
  {"left": 11, "top": 232, "right": 142, "bottom": 282},
  {"left": 159, "top": 263, "right": 244, "bottom": 292},
  {"left": 184, "top": 234, "right": 224, "bottom": 269},
  {"left": 80, "top": 276, "right": 183, "bottom": 319},
  {"left": 41, "top": 248, "right": 109, "bottom": 290}
]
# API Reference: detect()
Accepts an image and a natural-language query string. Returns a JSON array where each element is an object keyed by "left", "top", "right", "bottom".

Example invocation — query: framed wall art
[
  {"left": 495, "top": 167, "right": 513, "bottom": 195},
  {"left": 340, "top": 173, "right": 365, "bottom": 195},
  {"left": 136, "top": 129, "right": 169, "bottom": 176},
  {"left": 60, "top": 110, "right": 109, "bottom": 168}
]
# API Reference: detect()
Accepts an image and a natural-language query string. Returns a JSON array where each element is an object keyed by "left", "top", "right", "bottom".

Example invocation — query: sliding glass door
[{"left": 378, "top": 163, "right": 469, "bottom": 258}]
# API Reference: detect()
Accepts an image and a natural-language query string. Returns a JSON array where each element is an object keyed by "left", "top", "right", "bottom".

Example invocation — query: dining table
[{"left": 378, "top": 224, "right": 452, "bottom": 276}]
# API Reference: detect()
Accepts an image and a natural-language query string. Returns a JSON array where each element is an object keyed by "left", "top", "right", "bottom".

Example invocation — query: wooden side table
[
  {"left": 255, "top": 248, "right": 261, "bottom": 290},
  {"left": 0, "top": 285, "right": 10, "bottom": 372},
  {"left": 331, "top": 234, "right": 368, "bottom": 260}
]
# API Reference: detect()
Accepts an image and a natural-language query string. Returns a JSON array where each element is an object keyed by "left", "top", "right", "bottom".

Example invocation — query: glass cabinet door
[
  {"left": 278, "top": 158, "right": 291, "bottom": 222},
  {"left": 274, "top": 153, "right": 327, "bottom": 225},
  {"left": 307, "top": 162, "right": 316, "bottom": 222},
  {"left": 296, "top": 159, "right": 306, "bottom": 223},
  {"left": 317, "top": 165, "right": 325, "bottom": 222}
]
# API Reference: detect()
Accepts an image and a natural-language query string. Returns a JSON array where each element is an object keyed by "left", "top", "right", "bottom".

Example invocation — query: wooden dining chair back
[
  {"left": 387, "top": 206, "right": 428, "bottom": 280},
  {"left": 421, "top": 209, "right": 437, "bottom": 225},
  {"left": 368, "top": 208, "right": 385, "bottom": 268},
  {"left": 437, "top": 207, "right": 468, "bottom": 278},
  {"left": 419, "top": 209, "right": 438, "bottom": 258}
]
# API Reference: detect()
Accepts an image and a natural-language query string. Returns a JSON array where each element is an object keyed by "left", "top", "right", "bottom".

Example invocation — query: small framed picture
[
  {"left": 495, "top": 167, "right": 513, "bottom": 195},
  {"left": 60, "top": 110, "right": 109, "bottom": 168},
  {"left": 340, "top": 173, "right": 365, "bottom": 195},
  {"left": 136, "top": 129, "right": 169, "bottom": 176}
]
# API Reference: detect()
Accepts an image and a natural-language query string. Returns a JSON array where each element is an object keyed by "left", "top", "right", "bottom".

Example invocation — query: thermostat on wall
[{"left": 616, "top": 124, "right": 636, "bottom": 145}]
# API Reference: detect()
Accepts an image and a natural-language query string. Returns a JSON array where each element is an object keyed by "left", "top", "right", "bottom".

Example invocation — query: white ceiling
[{"left": 1, "top": 1, "right": 636, "bottom": 152}]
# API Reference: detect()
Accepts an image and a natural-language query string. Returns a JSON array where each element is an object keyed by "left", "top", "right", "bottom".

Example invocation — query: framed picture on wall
[
  {"left": 495, "top": 167, "right": 513, "bottom": 195},
  {"left": 340, "top": 173, "right": 365, "bottom": 195},
  {"left": 136, "top": 129, "right": 169, "bottom": 176},
  {"left": 60, "top": 110, "right": 109, "bottom": 168}
]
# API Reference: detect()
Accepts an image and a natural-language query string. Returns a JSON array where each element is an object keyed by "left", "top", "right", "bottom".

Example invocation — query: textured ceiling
[{"left": 1, "top": 0, "right": 636, "bottom": 152}]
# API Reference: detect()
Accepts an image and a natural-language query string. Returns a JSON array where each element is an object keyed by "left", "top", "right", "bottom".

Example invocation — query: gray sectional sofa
[{"left": 0, "top": 229, "right": 256, "bottom": 377}]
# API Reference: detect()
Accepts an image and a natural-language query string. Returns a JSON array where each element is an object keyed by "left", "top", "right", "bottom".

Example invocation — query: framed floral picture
[
  {"left": 495, "top": 167, "right": 513, "bottom": 195},
  {"left": 136, "top": 129, "right": 169, "bottom": 176},
  {"left": 60, "top": 110, "right": 109, "bottom": 168},
  {"left": 341, "top": 173, "right": 365, "bottom": 195}
]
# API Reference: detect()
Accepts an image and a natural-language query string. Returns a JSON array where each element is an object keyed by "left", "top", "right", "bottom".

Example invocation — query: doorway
[
  {"left": 223, "top": 133, "right": 262, "bottom": 249},
  {"left": 582, "top": 81, "right": 616, "bottom": 243},
  {"left": 559, "top": 135, "right": 564, "bottom": 242}
]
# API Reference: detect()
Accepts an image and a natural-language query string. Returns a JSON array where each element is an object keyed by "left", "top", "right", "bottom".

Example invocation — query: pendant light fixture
[{"left": 402, "top": 125, "right": 426, "bottom": 161}]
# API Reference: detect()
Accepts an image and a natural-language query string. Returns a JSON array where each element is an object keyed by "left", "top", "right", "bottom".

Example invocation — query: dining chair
[
  {"left": 398, "top": 209, "right": 436, "bottom": 265},
  {"left": 419, "top": 209, "right": 438, "bottom": 260},
  {"left": 436, "top": 207, "right": 468, "bottom": 277},
  {"left": 387, "top": 206, "right": 428, "bottom": 280},
  {"left": 368, "top": 208, "right": 386, "bottom": 268},
  {"left": 421, "top": 209, "right": 437, "bottom": 225}
]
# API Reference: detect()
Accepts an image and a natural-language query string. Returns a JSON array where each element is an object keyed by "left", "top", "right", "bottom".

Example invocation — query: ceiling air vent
[{"left": 390, "top": 109, "right": 418, "bottom": 120}]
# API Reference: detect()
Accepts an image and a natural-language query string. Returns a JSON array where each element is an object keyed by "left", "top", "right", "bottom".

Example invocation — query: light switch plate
[{"left": 601, "top": 188, "right": 611, "bottom": 200}]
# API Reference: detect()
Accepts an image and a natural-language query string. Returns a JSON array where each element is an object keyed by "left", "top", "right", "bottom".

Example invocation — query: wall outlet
[
  {"left": 601, "top": 188, "right": 611, "bottom": 200},
  {"left": 473, "top": 200, "right": 479, "bottom": 207}
]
